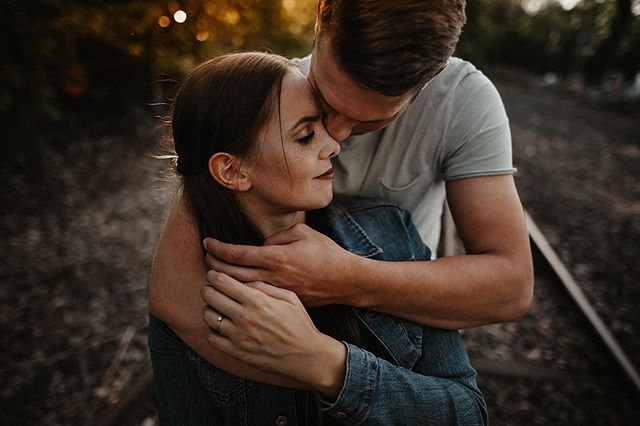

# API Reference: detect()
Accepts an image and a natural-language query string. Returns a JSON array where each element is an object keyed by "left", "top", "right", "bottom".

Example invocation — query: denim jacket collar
[{"left": 310, "top": 200, "right": 384, "bottom": 258}]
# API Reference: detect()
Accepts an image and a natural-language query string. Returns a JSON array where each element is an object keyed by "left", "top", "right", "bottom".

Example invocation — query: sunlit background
[
  {"left": 2, "top": 0, "right": 639, "bottom": 120},
  {"left": 1, "top": 0, "right": 639, "bottom": 425}
]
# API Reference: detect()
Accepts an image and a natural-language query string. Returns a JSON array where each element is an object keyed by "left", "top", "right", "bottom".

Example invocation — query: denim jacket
[{"left": 149, "top": 197, "right": 488, "bottom": 425}]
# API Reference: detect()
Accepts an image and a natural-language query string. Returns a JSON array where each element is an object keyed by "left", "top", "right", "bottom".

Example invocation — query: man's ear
[
  {"left": 314, "top": 0, "right": 326, "bottom": 35},
  {"left": 208, "top": 152, "right": 252, "bottom": 192}
]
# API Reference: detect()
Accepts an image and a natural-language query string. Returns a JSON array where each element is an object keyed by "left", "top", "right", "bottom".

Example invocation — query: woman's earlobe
[{"left": 208, "top": 153, "right": 252, "bottom": 191}]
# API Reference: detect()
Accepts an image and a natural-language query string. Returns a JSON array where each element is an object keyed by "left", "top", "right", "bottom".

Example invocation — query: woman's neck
[
  {"left": 252, "top": 210, "right": 306, "bottom": 240},
  {"left": 236, "top": 195, "right": 306, "bottom": 240}
]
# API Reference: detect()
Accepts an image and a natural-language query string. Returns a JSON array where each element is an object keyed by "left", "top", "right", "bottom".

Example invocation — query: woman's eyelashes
[{"left": 296, "top": 130, "right": 315, "bottom": 145}]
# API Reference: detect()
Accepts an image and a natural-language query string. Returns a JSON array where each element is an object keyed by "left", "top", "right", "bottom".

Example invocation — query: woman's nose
[
  {"left": 328, "top": 137, "right": 340, "bottom": 158},
  {"left": 320, "top": 134, "right": 340, "bottom": 160}
]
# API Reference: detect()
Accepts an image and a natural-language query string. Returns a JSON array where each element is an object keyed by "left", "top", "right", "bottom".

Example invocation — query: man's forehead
[{"left": 309, "top": 45, "right": 412, "bottom": 123}]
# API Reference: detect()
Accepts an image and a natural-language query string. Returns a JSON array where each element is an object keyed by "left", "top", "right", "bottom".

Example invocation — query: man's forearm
[
  {"left": 344, "top": 253, "right": 533, "bottom": 329},
  {"left": 340, "top": 175, "right": 535, "bottom": 329}
]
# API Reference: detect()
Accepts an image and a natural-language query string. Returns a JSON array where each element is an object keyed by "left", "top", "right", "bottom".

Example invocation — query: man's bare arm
[
  {"left": 205, "top": 175, "right": 534, "bottom": 329},
  {"left": 348, "top": 175, "right": 533, "bottom": 328},
  {"left": 148, "top": 196, "right": 311, "bottom": 389}
]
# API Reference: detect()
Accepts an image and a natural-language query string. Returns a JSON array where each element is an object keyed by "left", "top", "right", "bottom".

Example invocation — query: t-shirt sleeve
[
  {"left": 291, "top": 54, "right": 311, "bottom": 76},
  {"left": 441, "top": 71, "right": 515, "bottom": 181}
]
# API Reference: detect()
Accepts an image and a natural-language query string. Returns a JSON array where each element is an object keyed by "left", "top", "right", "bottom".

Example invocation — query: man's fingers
[
  {"left": 205, "top": 253, "right": 268, "bottom": 283},
  {"left": 204, "top": 238, "right": 276, "bottom": 268}
]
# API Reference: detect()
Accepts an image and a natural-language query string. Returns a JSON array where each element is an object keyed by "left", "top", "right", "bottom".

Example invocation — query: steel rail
[
  {"left": 526, "top": 211, "right": 640, "bottom": 396},
  {"left": 101, "top": 367, "right": 154, "bottom": 426}
]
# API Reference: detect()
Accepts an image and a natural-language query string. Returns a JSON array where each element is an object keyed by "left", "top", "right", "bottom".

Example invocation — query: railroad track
[{"left": 103, "top": 210, "right": 640, "bottom": 425}]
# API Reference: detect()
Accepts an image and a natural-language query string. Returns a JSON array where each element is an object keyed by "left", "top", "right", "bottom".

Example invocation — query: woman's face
[{"left": 242, "top": 69, "right": 340, "bottom": 214}]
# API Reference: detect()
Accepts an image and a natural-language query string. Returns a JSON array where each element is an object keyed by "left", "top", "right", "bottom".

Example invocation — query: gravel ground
[
  {"left": 0, "top": 105, "right": 172, "bottom": 424},
  {"left": 501, "top": 71, "right": 640, "bottom": 370},
  {"left": 1, "top": 69, "right": 638, "bottom": 425}
]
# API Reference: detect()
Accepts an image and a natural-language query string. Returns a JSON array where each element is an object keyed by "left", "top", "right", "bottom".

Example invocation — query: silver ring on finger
[{"left": 215, "top": 315, "right": 224, "bottom": 333}]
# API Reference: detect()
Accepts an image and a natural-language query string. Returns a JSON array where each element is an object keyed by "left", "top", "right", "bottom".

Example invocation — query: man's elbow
[
  {"left": 148, "top": 280, "right": 165, "bottom": 319},
  {"left": 148, "top": 273, "right": 174, "bottom": 321},
  {"left": 503, "top": 264, "right": 534, "bottom": 322}
]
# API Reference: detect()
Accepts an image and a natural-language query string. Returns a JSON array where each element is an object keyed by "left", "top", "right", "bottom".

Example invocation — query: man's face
[{"left": 308, "top": 38, "right": 417, "bottom": 142}]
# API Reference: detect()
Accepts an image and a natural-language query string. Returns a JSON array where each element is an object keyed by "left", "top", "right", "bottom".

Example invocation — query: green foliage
[{"left": 0, "top": 0, "right": 317, "bottom": 120}]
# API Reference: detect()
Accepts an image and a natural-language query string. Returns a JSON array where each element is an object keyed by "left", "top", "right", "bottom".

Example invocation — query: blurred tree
[
  {"left": 582, "top": 0, "right": 633, "bottom": 86},
  {"left": 458, "top": 0, "right": 639, "bottom": 88},
  {"left": 0, "top": 0, "right": 316, "bottom": 120}
]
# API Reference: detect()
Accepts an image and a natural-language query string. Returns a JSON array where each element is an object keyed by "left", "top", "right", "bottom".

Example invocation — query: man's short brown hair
[{"left": 315, "top": 0, "right": 467, "bottom": 96}]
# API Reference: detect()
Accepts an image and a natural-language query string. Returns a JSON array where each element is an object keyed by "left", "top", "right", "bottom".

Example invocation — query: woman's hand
[{"left": 201, "top": 271, "right": 347, "bottom": 399}]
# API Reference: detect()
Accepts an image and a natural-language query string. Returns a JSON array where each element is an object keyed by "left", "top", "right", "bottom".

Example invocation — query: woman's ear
[{"left": 208, "top": 153, "right": 252, "bottom": 191}]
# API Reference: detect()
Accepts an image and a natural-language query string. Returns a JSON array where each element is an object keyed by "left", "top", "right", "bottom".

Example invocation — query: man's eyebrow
[{"left": 290, "top": 114, "right": 321, "bottom": 131}]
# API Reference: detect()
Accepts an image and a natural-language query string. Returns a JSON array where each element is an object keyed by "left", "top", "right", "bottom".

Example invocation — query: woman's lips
[{"left": 314, "top": 168, "right": 334, "bottom": 180}]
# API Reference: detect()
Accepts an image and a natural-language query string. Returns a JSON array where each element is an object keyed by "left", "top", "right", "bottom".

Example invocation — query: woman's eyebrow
[{"left": 290, "top": 114, "right": 321, "bottom": 131}]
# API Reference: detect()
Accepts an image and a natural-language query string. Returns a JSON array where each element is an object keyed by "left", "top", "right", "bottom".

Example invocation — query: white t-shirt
[{"left": 294, "top": 56, "right": 515, "bottom": 254}]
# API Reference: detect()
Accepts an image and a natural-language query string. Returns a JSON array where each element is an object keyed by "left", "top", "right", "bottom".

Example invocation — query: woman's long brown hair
[
  {"left": 170, "top": 52, "right": 293, "bottom": 245},
  {"left": 169, "top": 52, "right": 374, "bottom": 424}
]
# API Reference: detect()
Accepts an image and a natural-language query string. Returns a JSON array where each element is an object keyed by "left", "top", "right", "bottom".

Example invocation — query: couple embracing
[{"left": 148, "top": 1, "right": 533, "bottom": 425}]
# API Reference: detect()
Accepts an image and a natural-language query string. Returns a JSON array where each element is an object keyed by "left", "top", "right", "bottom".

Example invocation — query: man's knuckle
[
  {"left": 268, "top": 248, "right": 287, "bottom": 268},
  {"left": 226, "top": 248, "right": 244, "bottom": 264}
]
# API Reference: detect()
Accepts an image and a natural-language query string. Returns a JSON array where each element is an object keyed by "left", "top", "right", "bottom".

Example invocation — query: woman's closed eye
[{"left": 297, "top": 130, "right": 315, "bottom": 145}]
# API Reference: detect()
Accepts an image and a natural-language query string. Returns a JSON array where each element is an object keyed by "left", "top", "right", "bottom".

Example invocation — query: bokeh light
[
  {"left": 223, "top": 9, "right": 240, "bottom": 25},
  {"left": 157, "top": 15, "right": 170, "bottom": 28},
  {"left": 196, "top": 31, "right": 210, "bottom": 42},
  {"left": 174, "top": 10, "right": 187, "bottom": 23}
]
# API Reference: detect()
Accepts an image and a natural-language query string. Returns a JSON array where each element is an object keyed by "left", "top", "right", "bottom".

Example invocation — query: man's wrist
[{"left": 340, "top": 255, "right": 375, "bottom": 308}]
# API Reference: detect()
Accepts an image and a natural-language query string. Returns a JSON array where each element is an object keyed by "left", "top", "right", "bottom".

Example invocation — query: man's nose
[{"left": 324, "top": 113, "right": 354, "bottom": 143}]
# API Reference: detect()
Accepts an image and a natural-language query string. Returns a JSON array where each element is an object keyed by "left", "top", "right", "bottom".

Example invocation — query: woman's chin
[
  {"left": 321, "top": 190, "right": 334, "bottom": 207},
  {"left": 306, "top": 191, "right": 333, "bottom": 210}
]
